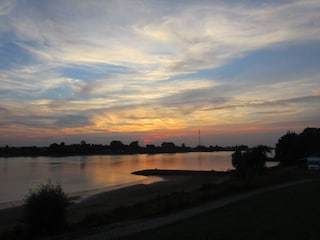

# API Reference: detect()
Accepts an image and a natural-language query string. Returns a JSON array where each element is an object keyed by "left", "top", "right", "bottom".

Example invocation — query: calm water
[{"left": 0, "top": 152, "right": 234, "bottom": 204}]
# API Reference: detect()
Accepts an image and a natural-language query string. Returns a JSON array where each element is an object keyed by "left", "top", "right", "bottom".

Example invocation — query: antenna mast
[{"left": 198, "top": 129, "right": 201, "bottom": 146}]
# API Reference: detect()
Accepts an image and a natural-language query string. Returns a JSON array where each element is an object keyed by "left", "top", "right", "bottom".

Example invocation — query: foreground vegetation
[
  {"left": 128, "top": 179, "right": 320, "bottom": 240},
  {"left": 24, "top": 182, "right": 69, "bottom": 235}
]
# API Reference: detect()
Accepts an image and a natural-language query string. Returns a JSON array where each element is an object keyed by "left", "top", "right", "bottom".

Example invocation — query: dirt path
[{"left": 76, "top": 179, "right": 310, "bottom": 240}]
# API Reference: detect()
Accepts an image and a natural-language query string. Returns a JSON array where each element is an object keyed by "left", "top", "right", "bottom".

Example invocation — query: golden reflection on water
[
  {"left": 86, "top": 152, "right": 234, "bottom": 189},
  {"left": 0, "top": 152, "right": 233, "bottom": 203}
]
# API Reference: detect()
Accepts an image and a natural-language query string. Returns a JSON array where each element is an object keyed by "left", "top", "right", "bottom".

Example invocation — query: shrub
[
  {"left": 24, "top": 181, "right": 69, "bottom": 235},
  {"left": 232, "top": 145, "right": 270, "bottom": 179}
]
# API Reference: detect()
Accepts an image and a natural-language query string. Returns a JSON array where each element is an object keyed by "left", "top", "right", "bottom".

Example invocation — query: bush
[
  {"left": 232, "top": 145, "right": 270, "bottom": 179},
  {"left": 24, "top": 181, "right": 69, "bottom": 235}
]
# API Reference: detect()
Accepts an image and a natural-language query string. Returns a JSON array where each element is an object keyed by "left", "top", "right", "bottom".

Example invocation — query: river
[{"left": 0, "top": 152, "right": 237, "bottom": 205}]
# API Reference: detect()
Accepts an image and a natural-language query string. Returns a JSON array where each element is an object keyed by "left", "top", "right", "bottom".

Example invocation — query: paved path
[{"left": 77, "top": 180, "right": 310, "bottom": 240}]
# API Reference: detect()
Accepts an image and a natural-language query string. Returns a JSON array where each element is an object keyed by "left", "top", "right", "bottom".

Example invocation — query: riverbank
[
  {"left": 0, "top": 176, "right": 163, "bottom": 210},
  {"left": 0, "top": 169, "right": 227, "bottom": 233},
  {"left": 68, "top": 170, "right": 228, "bottom": 224},
  {"left": 0, "top": 178, "right": 166, "bottom": 232}
]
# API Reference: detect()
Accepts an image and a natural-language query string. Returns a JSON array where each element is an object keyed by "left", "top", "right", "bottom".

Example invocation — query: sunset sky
[{"left": 0, "top": 0, "right": 320, "bottom": 147}]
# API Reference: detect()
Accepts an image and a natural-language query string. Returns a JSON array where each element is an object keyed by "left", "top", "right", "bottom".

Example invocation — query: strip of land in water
[{"left": 132, "top": 169, "right": 229, "bottom": 176}]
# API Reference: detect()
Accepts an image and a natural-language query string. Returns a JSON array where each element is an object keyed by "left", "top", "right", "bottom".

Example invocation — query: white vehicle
[{"left": 306, "top": 156, "right": 320, "bottom": 170}]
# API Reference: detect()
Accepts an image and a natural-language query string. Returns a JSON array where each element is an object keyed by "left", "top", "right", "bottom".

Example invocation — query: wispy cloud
[
  {"left": 203, "top": 95, "right": 320, "bottom": 111},
  {"left": 0, "top": 0, "right": 320, "bottom": 146}
]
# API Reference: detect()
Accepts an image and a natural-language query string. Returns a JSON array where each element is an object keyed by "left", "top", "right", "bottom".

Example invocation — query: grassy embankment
[{"left": 127, "top": 179, "right": 320, "bottom": 240}]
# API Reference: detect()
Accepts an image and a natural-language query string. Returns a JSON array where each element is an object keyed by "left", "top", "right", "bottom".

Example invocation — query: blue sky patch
[
  {"left": 178, "top": 40, "right": 320, "bottom": 84},
  {"left": 0, "top": 39, "right": 34, "bottom": 70},
  {"left": 59, "top": 64, "right": 130, "bottom": 81},
  {"left": 43, "top": 85, "right": 75, "bottom": 100}
]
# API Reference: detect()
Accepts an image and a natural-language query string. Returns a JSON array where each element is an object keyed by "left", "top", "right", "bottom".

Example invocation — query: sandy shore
[
  {"left": 77, "top": 169, "right": 227, "bottom": 207},
  {"left": 72, "top": 175, "right": 187, "bottom": 210},
  {"left": 69, "top": 171, "right": 227, "bottom": 224}
]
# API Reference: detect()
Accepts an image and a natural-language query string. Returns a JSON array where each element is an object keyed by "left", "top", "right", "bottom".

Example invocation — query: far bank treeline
[
  {"left": 0, "top": 140, "right": 249, "bottom": 157},
  {"left": 0, "top": 127, "right": 319, "bottom": 159}
]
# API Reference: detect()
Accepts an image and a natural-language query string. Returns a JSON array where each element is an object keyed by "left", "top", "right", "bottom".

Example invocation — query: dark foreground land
[
  {"left": 1, "top": 167, "right": 319, "bottom": 239},
  {"left": 127, "top": 179, "right": 320, "bottom": 240}
]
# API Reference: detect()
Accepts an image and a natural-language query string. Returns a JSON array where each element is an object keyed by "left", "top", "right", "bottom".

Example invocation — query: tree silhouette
[
  {"left": 275, "top": 131, "right": 301, "bottom": 165},
  {"left": 161, "top": 142, "right": 176, "bottom": 153},
  {"left": 275, "top": 128, "right": 320, "bottom": 165},
  {"left": 232, "top": 145, "right": 270, "bottom": 179},
  {"left": 300, "top": 127, "right": 320, "bottom": 156},
  {"left": 24, "top": 182, "right": 69, "bottom": 235},
  {"left": 110, "top": 140, "right": 125, "bottom": 153},
  {"left": 128, "top": 141, "right": 140, "bottom": 153}
]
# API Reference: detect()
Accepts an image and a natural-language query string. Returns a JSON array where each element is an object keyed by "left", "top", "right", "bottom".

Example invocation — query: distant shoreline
[{"left": 0, "top": 143, "right": 250, "bottom": 158}]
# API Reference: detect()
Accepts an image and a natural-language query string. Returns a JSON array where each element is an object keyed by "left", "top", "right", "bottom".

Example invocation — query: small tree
[
  {"left": 232, "top": 145, "right": 270, "bottom": 179},
  {"left": 275, "top": 128, "right": 320, "bottom": 165},
  {"left": 24, "top": 181, "right": 69, "bottom": 235},
  {"left": 275, "top": 131, "right": 302, "bottom": 165},
  {"left": 232, "top": 149, "right": 248, "bottom": 179}
]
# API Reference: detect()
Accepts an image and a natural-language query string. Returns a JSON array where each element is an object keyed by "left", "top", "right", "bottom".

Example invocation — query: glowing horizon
[{"left": 0, "top": 0, "right": 320, "bottom": 147}]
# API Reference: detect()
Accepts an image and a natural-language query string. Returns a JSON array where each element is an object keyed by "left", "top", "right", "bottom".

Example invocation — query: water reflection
[
  {"left": 2, "top": 158, "right": 8, "bottom": 174},
  {"left": 80, "top": 156, "right": 87, "bottom": 171},
  {"left": 198, "top": 152, "right": 203, "bottom": 169},
  {"left": 0, "top": 152, "right": 234, "bottom": 203}
]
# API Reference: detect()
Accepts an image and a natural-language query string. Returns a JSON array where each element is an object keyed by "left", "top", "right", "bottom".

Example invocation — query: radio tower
[{"left": 198, "top": 129, "right": 201, "bottom": 146}]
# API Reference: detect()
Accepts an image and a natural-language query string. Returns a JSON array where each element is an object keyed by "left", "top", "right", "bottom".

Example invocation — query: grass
[{"left": 127, "top": 180, "right": 320, "bottom": 240}]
